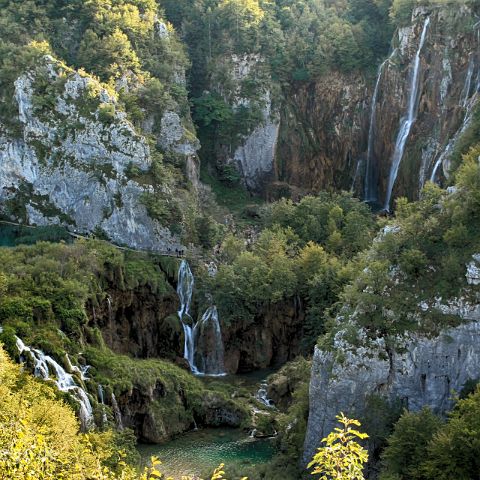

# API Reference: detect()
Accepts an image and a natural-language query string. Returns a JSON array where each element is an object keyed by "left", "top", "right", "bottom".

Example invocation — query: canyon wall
[
  {"left": 229, "top": 4, "right": 480, "bottom": 207},
  {"left": 303, "top": 253, "right": 480, "bottom": 465}
]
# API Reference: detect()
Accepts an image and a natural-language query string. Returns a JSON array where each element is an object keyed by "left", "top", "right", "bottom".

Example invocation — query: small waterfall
[
  {"left": 111, "top": 393, "right": 124, "bottom": 430},
  {"left": 98, "top": 384, "right": 108, "bottom": 427},
  {"left": 461, "top": 55, "right": 475, "bottom": 107},
  {"left": 16, "top": 337, "right": 94, "bottom": 430},
  {"left": 255, "top": 381, "right": 274, "bottom": 408},
  {"left": 177, "top": 260, "right": 198, "bottom": 373},
  {"left": 384, "top": 17, "right": 430, "bottom": 211},
  {"left": 194, "top": 306, "right": 226, "bottom": 376},
  {"left": 364, "top": 51, "right": 396, "bottom": 202},
  {"left": 176, "top": 261, "right": 226, "bottom": 376},
  {"left": 431, "top": 30, "right": 480, "bottom": 184}
]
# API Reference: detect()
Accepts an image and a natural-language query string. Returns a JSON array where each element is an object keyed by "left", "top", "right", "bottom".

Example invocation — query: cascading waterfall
[
  {"left": 384, "top": 17, "right": 430, "bottom": 211},
  {"left": 177, "top": 259, "right": 198, "bottom": 373},
  {"left": 431, "top": 23, "right": 480, "bottom": 183},
  {"left": 176, "top": 260, "right": 226, "bottom": 376},
  {"left": 98, "top": 384, "right": 108, "bottom": 426},
  {"left": 461, "top": 55, "right": 475, "bottom": 107},
  {"left": 111, "top": 393, "right": 124, "bottom": 430},
  {"left": 194, "top": 306, "right": 226, "bottom": 376},
  {"left": 255, "top": 381, "right": 274, "bottom": 408},
  {"left": 16, "top": 337, "right": 94, "bottom": 430},
  {"left": 364, "top": 50, "right": 397, "bottom": 202}
]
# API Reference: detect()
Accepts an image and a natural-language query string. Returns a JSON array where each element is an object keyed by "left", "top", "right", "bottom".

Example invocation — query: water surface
[{"left": 138, "top": 427, "right": 275, "bottom": 478}]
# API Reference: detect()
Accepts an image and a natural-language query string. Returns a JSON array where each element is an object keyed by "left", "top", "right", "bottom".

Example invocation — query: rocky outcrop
[
  {"left": 303, "top": 297, "right": 480, "bottom": 465},
  {"left": 365, "top": 5, "right": 480, "bottom": 206},
  {"left": 114, "top": 379, "right": 246, "bottom": 443},
  {"left": 91, "top": 287, "right": 183, "bottom": 360},
  {"left": 222, "top": 298, "right": 305, "bottom": 373},
  {"left": 0, "top": 55, "right": 199, "bottom": 251},
  {"left": 215, "top": 54, "right": 279, "bottom": 192}
]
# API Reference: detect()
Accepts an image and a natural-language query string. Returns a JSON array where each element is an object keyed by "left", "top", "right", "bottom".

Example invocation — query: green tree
[{"left": 380, "top": 408, "right": 442, "bottom": 480}]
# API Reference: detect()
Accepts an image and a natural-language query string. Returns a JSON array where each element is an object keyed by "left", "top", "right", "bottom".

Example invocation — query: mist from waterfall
[
  {"left": 16, "top": 336, "right": 94, "bottom": 430},
  {"left": 384, "top": 17, "right": 430, "bottom": 211},
  {"left": 176, "top": 260, "right": 226, "bottom": 376}
]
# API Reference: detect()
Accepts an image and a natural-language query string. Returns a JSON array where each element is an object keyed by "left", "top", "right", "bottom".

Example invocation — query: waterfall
[
  {"left": 98, "top": 384, "right": 108, "bottom": 427},
  {"left": 111, "top": 393, "right": 124, "bottom": 430},
  {"left": 177, "top": 260, "right": 198, "bottom": 373},
  {"left": 384, "top": 17, "right": 430, "bottom": 211},
  {"left": 194, "top": 306, "right": 226, "bottom": 376},
  {"left": 461, "top": 55, "right": 475, "bottom": 107},
  {"left": 176, "top": 260, "right": 226, "bottom": 376},
  {"left": 16, "top": 337, "right": 94, "bottom": 430},
  {"left": 364, "top": 51, "right": 396, "bottom": 202},
  {"left": 431, "top": 28, "right": 480, "bottom": 183},
  {"left": 255, "top": 381, "right": 274, "bottom": 408}
]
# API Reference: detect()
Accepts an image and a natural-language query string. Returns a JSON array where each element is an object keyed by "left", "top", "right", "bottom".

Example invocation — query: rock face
[
  {"left": 303, "top": 300, "right": 480, "bottom": 465},
  {"left": 114, "top": 379, "right": 245, "bottom": 443},
  {"left": 266, "top": 4, "right": 479, "bottom": 204},
  {"left": 214, "top": 54, "right": 279, "bottom": 192},
  {"left": 0, "top": 55, "right": 199, "bottom": 251},
  {"left": 364, "top": 5, "right": 480, "bottom": 206},
  {"left": 274, "top": 72, "right": 370, "bottom": 196},
  {"left": 466, "top": 254, "right": 480, "bottom": 286},
  {"left": 222, "top": 298, "right": 305, "bottom": 373},
  {"left": 232, "top": 89, "right": 279, "bottom": 192},
  {"left": 91, "top": 286, "right": 183, "bottom": 360}
]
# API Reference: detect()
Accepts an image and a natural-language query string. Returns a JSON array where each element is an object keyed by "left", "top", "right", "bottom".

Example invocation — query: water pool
[{"left": 138, "top": 427, "right": 276, "bottom": 478}]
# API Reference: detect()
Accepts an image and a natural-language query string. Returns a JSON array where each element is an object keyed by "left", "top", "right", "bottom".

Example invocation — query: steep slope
[{"left": 303, "top": 150, "right": 480, "bottom": 464}]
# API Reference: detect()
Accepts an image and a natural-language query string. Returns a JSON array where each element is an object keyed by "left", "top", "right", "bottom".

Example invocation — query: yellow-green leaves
[{"left": 308, "top": 413, "right": 369, "bottom": 480}]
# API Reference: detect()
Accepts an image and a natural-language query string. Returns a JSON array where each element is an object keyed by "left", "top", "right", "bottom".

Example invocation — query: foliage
[
  {"left": 324, "top": 147, "right": 480, "bottom": 342},
  {"left": 308, "top": 413, "right": 369, "bottom": 480},
  {"left": 0, "top": 239, "right": 174, "bottom": 355},
  {"left": 379, "top": 408, "right": 442, "bottom": 480},
  {"left": 380, "top": 387, "right": 480, "bottom": 480}
]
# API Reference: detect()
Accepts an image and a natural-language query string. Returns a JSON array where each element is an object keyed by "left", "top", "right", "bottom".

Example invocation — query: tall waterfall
[
  {"left": 16, "top": 337, "right": 94, "bottom": 430},
  {"left": 384, "top": 17, "right": 430, "bottom": 211},
  {"left": 364, "top": 51, "right": 396, "bottom": 202},
  {"left": 176, "top": 260, "right": 226, "bottom": 376},
  {"left": 461, "top": 55, "right": 475, "bottom": 107}
]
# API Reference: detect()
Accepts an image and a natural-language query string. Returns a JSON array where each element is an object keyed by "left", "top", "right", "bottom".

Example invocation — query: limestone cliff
[
  {"left": 0, "top": 53, "right": 200, "bottom": 251},
  {"left": 303, "top": 260, "right": 480, "bottom": 465},
  {"left": 274, "top": 72, "right": 370, "bottom": 197},
  {"left": 234, "top": 4, "right": 480, "bottom": 206}
]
